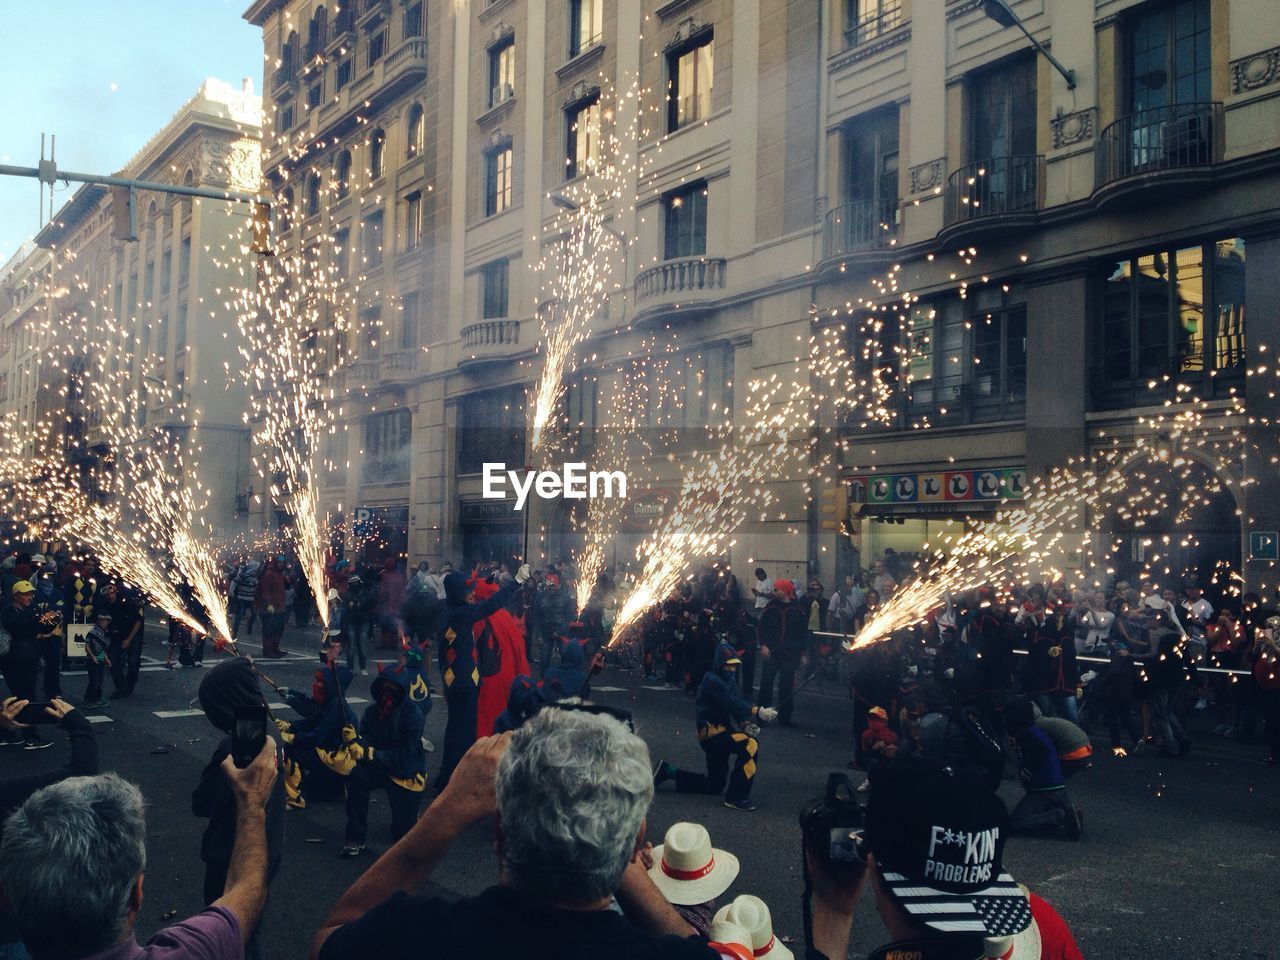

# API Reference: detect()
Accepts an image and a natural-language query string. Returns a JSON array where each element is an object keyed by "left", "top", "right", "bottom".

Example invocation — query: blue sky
[{"left": 0, "top": 0, "right": 263, "bottom": 262}]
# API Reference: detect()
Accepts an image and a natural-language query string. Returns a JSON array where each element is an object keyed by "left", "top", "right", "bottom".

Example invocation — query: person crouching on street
[{"left": 654, "top": 641, "right": 777, "bottom": 811}]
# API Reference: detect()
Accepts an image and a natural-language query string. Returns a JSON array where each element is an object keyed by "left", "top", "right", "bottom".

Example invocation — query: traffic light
[
  {"left": 821, "top": 484, "right": 847, "bottom": 532},
  {"left": 109, "top": 185, "right": 138, "bottom": 242}
]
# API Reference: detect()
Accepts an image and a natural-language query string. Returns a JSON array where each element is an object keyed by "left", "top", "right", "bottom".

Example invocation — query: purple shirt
[{"left": 83, "top": 907, "right": 242, "bottom": 960}]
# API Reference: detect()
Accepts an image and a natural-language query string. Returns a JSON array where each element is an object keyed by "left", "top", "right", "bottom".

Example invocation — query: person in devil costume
[{"left": 652, "top": 641, "right": 777, "bottom": 812}]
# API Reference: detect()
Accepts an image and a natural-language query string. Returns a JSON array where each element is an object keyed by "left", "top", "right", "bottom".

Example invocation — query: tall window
[
  {"left": 179, "top": 236, "right": 192, "bottom": 286},
  {"left": 333, "top": 226, "right": 351, "bottom": 278},
  {"left": 336, "top": 58, "right": 353, "bottom": 90},
  {"left": 307, "top": 7, "right": 327, "bottom": 59},
  {"left": 967, "top": 56, "right": 1038, "bottom": 213},
  {"left": 971, "top": 56, "right": 1037, "bottom": 163},
  {"left": 457, "top": 386, "right": 527, "bottom": 474},
  {"left": 482, "top": 259, "right": 510, "bottom": 319},
  {"left": 569, "top": 0, "right": 604, "bottom": 58},
  {"left": 1127, "top": 0, "right": 1211, "bottom": 115},
  {"left": 403, "top": 1, "right": 423, "bottom": 38},
  {"left": 403, "top": 191, "right": 422, "bottom": 252},
  {"left": 276, "top": 101, "right": 295, "bottom": 134},
  {"left": 143, "top": 263, "right": 155, "bottom": 302},
  {"left": 160, "top": 251, "right": 171, "bottom": 295},
  {"left": 1096, "top": 237, "right": 1245, "bottom": 409},
  {"left": 667, "top": 33, "right": 713, "bottom": 132},
  {"left": 400, "top": 291, "right": 419, "bottom": 349},
  {"left": 489, "top": 37, "right": 516, "bottom": 107},
  {"left": 846, "top": 0, "right": 902, "bottom": 47},
  {"left": 368, "top": 28, "right": 387, "bottom": 68},
  {"left": 279, "top": 188, "right": 294, "bottom": 233},
  {"left": 843, "top": 107, "right": 898, "bottom": 206},
  {"left": 565, "top": 94, "right": 601, "bottom": 179},
  {"left": 361, "top": 211, "right": 384, "bottom": 268},
  {"left": 566, "top": 376, "right": 597, "bottom": 445},
  {"left": 484, "top": 143, "right": 514, "bottom": 216},
  {"left": 334, "top": 150, "right": 352, "bottom": 200},
  {"left": 360, "top": 305, "right": 382, "bottom": 359},
  {"left": 305, "top": 172, "right": 322, "bottom": 217},
  {"left": 369, "top": 129, "right": 386, "bottom": 181},
  {"left": 364, "top": 408, "right": 411, "bottom": 484},
  {"left": 406, "top": 105, "right": 425, "bottom": 158},
  {"left": 176, "top": 303, "right": 188, "bottom": 355},
  {"left": 663, "top": 180, "right": 707, "bottom": 260}
]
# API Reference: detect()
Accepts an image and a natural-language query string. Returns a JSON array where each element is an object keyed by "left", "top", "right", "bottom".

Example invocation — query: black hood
[{"left": 199, "top": 659, "right": 265, "bottom": 733}]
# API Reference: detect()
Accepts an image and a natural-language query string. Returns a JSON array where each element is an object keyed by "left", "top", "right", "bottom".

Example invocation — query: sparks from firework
[
  {"left": 527, "top": 76, "right": 650, "bottom": 455},
  {"left": 609, "top": 365, "right": 818, "bottom": 641}
]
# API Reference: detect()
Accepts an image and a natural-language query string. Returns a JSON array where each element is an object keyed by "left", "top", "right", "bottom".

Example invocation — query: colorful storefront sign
[{"left": 849, "top": 467, "right": 1027, "bottom": 504}]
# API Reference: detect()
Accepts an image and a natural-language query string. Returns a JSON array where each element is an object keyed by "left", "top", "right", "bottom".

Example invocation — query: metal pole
[{"left": 0, "top": 162, "right": 266, "bottom": 205}]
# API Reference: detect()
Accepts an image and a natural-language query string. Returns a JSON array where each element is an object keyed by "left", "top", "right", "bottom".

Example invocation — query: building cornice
[{"left": 242, "top": 0, "right": 287, "bottom": 27}]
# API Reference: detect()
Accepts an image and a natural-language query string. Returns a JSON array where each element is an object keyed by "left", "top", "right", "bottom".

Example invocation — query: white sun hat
[
  {"left": 648, "top": 822, "right": 739, "bottom": 905},
  {"left": 707, "top": 918, "right": 755, "bottom": 960},
  {"left": 713, "top": 895, "right": 793, "bottom": 960}
]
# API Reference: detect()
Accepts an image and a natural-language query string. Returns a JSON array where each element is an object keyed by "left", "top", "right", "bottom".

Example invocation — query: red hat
[
  {"left": 546, "top": 573, "right": 560, "bottom": 587},
  {"left": 472, "top": 578, "right": 500, "bottom": 600},
  {"left": 773, "top": 578, "right": 796, "bottom": 599}
]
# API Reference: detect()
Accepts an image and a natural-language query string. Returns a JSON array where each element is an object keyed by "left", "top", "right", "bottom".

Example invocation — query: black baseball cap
[{"left": 865, "top": 758, "right": 1032, "bottom": 938}]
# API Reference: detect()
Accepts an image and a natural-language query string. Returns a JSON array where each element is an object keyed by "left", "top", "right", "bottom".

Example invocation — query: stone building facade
[
  {"left": 3, "top": 78, "right": 264, "bottom": 538},
  {"left": 242, "top": 0, "right": 1280, "bottom": 596}
]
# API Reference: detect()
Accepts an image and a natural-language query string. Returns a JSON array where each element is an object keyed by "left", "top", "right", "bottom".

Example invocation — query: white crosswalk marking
[
  {"left": 85, "top": 715, "right": 113, "bottom": 724},
  {"left": 152, "top": 709, "right": 206, "bottom": 719}
]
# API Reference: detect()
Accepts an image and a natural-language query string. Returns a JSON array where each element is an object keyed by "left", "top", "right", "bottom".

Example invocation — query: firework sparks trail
[
  {"left": 609, "top": 370, "right": 816, "bottom": 641},
  {"left": 0, "top": 418, "right": 207, "bottom": 637},
  {"left": 232, "top": 233, "right": 370, "bottom": 633},
  {"left": 527, "top": 81, "right": 637, "bottom": 455}
]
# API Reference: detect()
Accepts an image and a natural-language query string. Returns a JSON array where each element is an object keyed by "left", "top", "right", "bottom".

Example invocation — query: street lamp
[{"left": 979, "top": 0, "right": 1076, "bottom": 90}]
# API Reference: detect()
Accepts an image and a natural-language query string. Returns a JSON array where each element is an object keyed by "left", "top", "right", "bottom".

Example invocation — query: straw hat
[
  {"left": 713, "top": 895, "right": 793, "bottom": 960},
  {"left": 707, "top": 918, "right": 755, "bottom": 960},
  {"left": 648, "top": 822, "right": 739, "bottom": 905}
]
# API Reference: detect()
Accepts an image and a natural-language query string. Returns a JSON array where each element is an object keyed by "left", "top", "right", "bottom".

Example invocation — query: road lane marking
[{"left": 153, "top": 709, "right": 206, "bottom": 718}]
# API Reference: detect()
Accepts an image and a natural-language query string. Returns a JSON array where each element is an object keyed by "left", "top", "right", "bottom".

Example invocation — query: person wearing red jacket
[
  {"left": 473, "top": 578, "right": 530, "bottom": 738},
  {"left": 255, "top": 559, "right": 289, "bottom": 659}
]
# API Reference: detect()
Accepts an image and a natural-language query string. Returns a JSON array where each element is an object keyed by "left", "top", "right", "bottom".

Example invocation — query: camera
[{"left": 800, "top": 772, "right": 867, "bottom": 866}]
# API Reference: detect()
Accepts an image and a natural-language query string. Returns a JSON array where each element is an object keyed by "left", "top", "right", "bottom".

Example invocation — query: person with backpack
[
  {"left": 473, "top": 577, "right": 529, "bottom": 738},
  {"left": 344, "top": 574, "right": 376, "bottom": 675},
  {"left": 400, "top": 562, "right": 441, "bottom": 651}
]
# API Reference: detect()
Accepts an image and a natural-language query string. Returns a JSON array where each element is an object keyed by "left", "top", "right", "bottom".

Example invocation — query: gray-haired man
[
  {"left": 0, "top": 740, "right": 277, "bottom": 960},
  {"left": 312, "top": 706, "right": 718, "bottom": 960}
]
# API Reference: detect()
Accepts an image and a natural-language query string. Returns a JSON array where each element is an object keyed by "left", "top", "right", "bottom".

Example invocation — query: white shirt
[
  {"left": 753, "top": 576, "right": 771, "bottom": 609},
  {"left": 1184, "top": 598, "right": 1213, "bottom": 640},
  {"left": 1080, "top": 608, "right": 1115, "bottom": 649}
]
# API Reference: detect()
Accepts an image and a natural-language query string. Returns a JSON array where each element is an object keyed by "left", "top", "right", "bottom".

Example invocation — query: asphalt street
[{"left": 4, "top": 620, "right": 1279, "bottom": 959}]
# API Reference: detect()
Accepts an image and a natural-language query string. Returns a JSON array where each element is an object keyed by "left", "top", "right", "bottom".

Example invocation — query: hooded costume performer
[
  {"left": 342, "top": 669, "right": 428, "bottom": 849},
  {"left": 493, "top": 675, "right": 542, "bottom": 733},
  {"left": 540, "top": 635, "right": 588, "bottom": 702},
  {"left": 656, "top": 642, "right": 769, "bottom": 806},
  {"left": 278, "top": 663, "right": 358, "bottom": 808},
  {"left": 472, "top": 577, "right": 530, "bottom": 738},
  {"left": 434, "top": 570, "right": 518, "bottom": 789}
]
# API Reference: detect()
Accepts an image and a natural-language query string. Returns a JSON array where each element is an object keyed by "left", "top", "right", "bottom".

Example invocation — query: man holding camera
[{"left": 804, "top": 758, "right": 1081, "bottom": 960}]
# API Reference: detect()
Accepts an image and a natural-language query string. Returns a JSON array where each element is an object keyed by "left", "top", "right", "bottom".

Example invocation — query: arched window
[
  {"left": 369, "top": 129, "right": 386, "bottom": 181},
  {"left": 407, "top": 105, "right": 424, "bottom": 159},
  {"left": 147, "top": 199, "right": 158, "bottom": 222},
  {"left": 334, "top": 150, "right": 352, "bottom": 200},
  {"left": 283, "top": 31, "right": 299, "bottom": 78},
  {"left": 307, "top": 7, "right": 327, "bottom": 59},
  {"left": 306, "top": 172, "right": 322, "bottom": 217},
  {"left": 181, "top": 169, "right": 195, "bottom": 214}
]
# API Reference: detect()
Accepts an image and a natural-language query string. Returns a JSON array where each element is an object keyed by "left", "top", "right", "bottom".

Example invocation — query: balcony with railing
[
  {"left": 1094, "top": 102, "right": 1222, "bottom": 208},
  {"left": 380, "top": 349, "right": 417, "bottom": 383},
  {"left": 822, "top": 198, "right": 899, "bottom": 264},
  {"left": 845, "top": 0, "right": 903, "bottom": 48},
  {"left": 459, "top": 318, "right": 522, "bottom": 369},
  {"left": 940, "top": 155, "right": 1044, "bottom": 244},
  {"left": 633, "top": 256, "right": 727, "bottom": 322},
  {"left": 346, "top": 358, "right": 379, "bottom": 390},
  {"left": 271, "top": 64, "right": 298, "bottom": 95}
]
